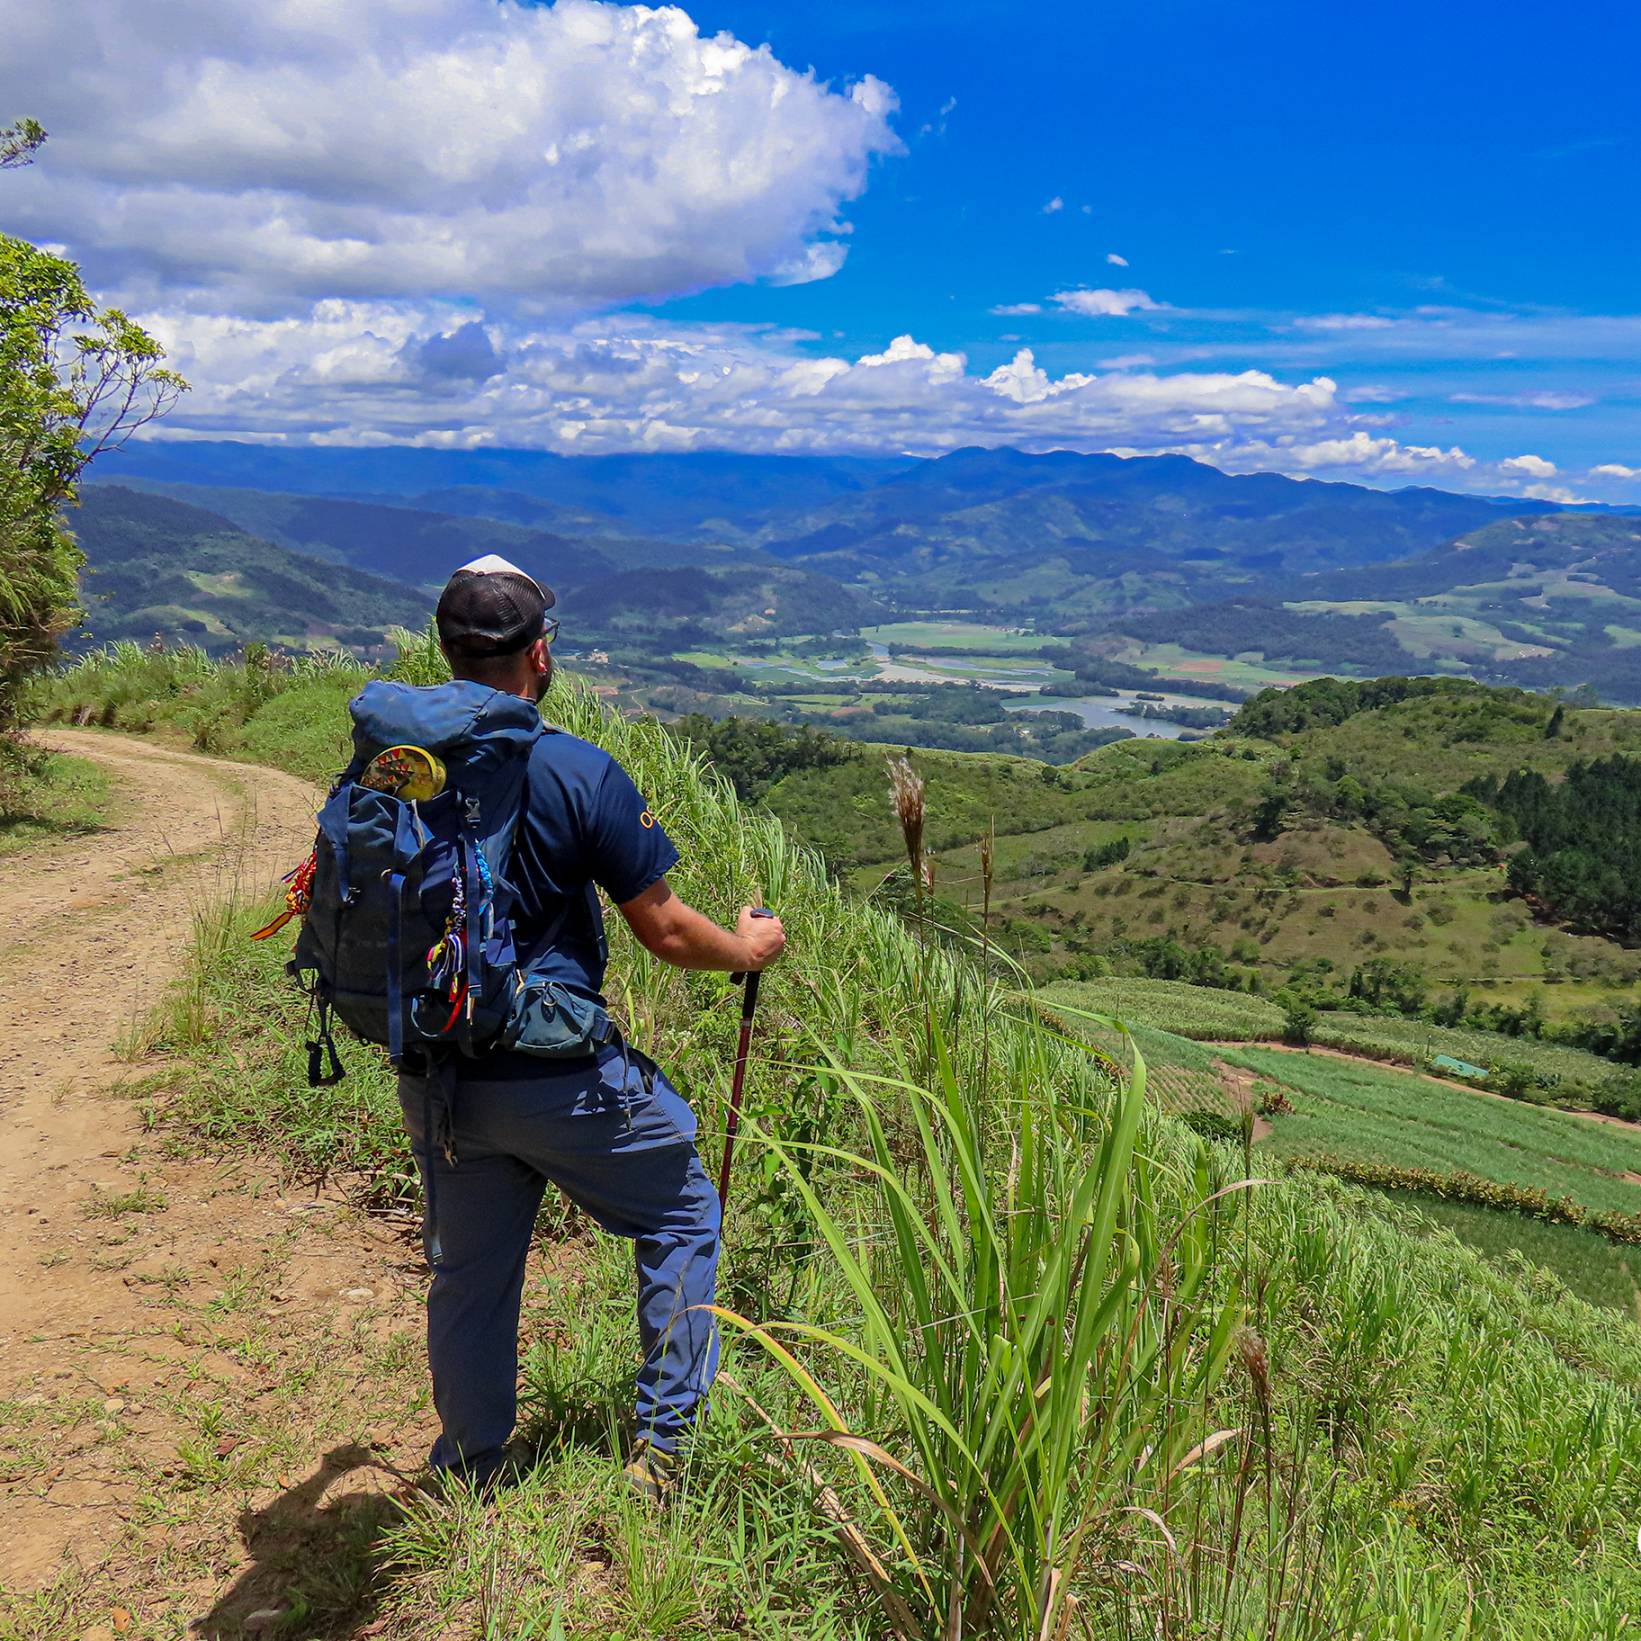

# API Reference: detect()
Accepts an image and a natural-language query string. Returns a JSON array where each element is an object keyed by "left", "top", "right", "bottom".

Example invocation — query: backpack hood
[{"left": 347, "top": 680, "right": 545, "bottom": 780}]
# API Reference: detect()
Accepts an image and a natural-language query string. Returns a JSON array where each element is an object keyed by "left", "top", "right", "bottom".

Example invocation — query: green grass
[
  {"left": 18, "top": 637, "right": 1641, "bottom": 1637},
  {"left": 1393, "top": 1192, "right": 1641, "bottom": 1316},
  {"left": 0, "top": 748, "right": 111, "bottom": 857},
  {"left": 81, "top": 1182, "right": 167, "bottom": 1219},
  {"left": 1246, "top": 1048, "right": 1641, "bottom": 1216}
]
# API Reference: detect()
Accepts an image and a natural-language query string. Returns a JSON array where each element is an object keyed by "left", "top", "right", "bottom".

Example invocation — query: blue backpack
[{"left": 283, "top": 680, "right": 616, "bottom": 1085}]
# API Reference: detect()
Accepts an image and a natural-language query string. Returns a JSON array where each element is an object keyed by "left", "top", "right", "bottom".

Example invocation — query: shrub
[
  {"left": 0, "top": 225, "right": 185, "bottom": 735},
  {"left": 1281, "top": 997, "right": 1317, "bottom": 1046}
]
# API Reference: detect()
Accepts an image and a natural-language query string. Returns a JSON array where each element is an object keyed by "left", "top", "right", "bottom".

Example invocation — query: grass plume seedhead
[
  {"left": 886, "top": 753, "right": 926, "bottom": 889},
  {"left": 1236, "top": 1325, "right": 1271, "bottom": 1420}
]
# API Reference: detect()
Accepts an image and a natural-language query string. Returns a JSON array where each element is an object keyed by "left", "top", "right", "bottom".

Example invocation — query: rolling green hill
[
  {"left": 747, "top": 678, "right": 1641, "bottom": 1035},
  {"left": 21, "top": 639, "right": 1641, "bottom": 1636},
  {"left": 1084, "top": 513, "right": 1641, "bottom": 703},
  {"left": 68, "top": 486, "right": 431, "bottom": 653}
]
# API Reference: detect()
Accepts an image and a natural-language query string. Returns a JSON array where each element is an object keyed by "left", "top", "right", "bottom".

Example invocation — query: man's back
[{"left": 504, "top": 728, "right": 680, "bottom": 1008}]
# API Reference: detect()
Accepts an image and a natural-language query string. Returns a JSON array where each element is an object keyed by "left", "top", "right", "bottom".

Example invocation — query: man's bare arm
[{"left": 617, "top": 878, "right": 786, "bottom": 973}]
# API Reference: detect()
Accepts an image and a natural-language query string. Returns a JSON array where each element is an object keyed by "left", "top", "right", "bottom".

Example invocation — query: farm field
[
  {"left": 1398, "top": 1193, "right": 1641, "bottom": 1315},
  {"left": 1241, "top": 1048, "right": 1641, "bottom": 1216},
  {"left": 1309, "top": 1011, "right": 1625, "bottom": 1092},
  {"left": 1102, "top": 638, "right": 1328, "bottom": 690},
  {"left": 1035, "top": 978, "right": 1628, "bottom": 1098},
  {"left": 1039, "top": 977, "right": 1283, "bottom": 1040},
  {"left": 860, "top": 619, "right": 1053, "bottom": 654},
  {"left": 1049, "top": 1001, "right": 1641, "bottom": 1310}
]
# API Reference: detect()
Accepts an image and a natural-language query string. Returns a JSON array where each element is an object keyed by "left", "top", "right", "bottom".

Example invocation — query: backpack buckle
[{"left": 464, "top": 796, "right": 481, "bottom": 827}]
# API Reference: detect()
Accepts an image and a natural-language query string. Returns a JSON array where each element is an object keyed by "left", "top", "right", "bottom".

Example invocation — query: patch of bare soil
[
  {"left": 1211, "top": 1058, "right": 1272, "bottom": 1141},
  {"left": 0, "top": 733, "right": 440, "bottom": 1639}
]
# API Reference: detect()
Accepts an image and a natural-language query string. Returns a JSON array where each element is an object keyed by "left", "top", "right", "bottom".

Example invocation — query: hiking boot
[
  {"left": 622, "top": 1439, "right": 678, "bottom": 1504},
  {"left": 418, "top": 1439, "right": 535, "bottom": 1502}
]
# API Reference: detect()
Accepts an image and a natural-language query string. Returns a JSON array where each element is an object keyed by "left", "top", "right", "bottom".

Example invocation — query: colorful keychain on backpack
[{"left": 250, "top": 849, "right": 318, "bottom": 941}]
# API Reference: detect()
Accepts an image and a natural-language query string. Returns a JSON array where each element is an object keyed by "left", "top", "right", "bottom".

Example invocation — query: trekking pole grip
[{"left": 730, "top": 906, "right": 776, "bottom": 986}]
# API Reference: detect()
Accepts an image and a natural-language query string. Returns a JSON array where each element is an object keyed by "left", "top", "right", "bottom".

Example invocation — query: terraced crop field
[
  {"left": 1241, "top": 1048, "right": 1641, "bottom": 1216},
  {"left": 1310, "top": 1012, "right": 1623, "bottom": 1092},
  {"left": 1039, "top": 977, "right": 1283, "bottom": 1040},
  {"left": 1395, "top": 1194, "right": 1641, "bottom": 1315}
]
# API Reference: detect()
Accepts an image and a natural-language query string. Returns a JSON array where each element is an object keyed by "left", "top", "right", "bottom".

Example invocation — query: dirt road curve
[
  {"left": 0, "top": 733, "right": 435, "bottom": 1626},
  {"left": 0, "top": 731, "right": 318, "bottom": 1343},
  {"left": 0, "top": 730, "right": 317, "bottom": 1131}
]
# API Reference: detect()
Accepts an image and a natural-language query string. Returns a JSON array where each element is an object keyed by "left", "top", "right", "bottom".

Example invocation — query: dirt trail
[{"left": 0, "top": 733, "right": 438, "bottom": 1632}]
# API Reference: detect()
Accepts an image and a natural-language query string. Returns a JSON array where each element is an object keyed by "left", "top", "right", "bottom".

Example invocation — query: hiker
[{"left": 380, "top": 557, "right": 785, "bottom": 1499}]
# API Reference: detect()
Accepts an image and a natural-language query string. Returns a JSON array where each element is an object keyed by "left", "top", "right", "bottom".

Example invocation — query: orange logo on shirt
[{"left": 639, "top": 810, "right": 656, "bottom": 829}]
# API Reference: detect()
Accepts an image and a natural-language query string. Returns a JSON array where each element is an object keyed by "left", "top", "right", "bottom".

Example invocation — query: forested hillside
[
  {"left": 1473, "top": 756, "right": 1641, "bottom": 941},
  {"left": 70, "top": 487, "right": 431, "bottom": 652},
  {"left": 744, "top": 677, "right": 1641, "bottom": 1036}
]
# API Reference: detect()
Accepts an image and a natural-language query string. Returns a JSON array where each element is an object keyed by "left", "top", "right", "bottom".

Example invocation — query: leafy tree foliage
[
  {"left": 1, "top": 129, "right": 186, "bottom": 731},
  {"left": 1065, "top": 649, "right": 1245, "bottom": 702},
  {"left": 1230, "top": 674, "right": 1498, "bottom": 738},
  {"left": 1081, "top": 835, "right": 1130, "bottom": 871},
  {"left": 1470, "top": 755, "right": 1641, "bottom": 942},
  {"left": 667, "top": 713, "right": 853, "bottom": 802},
  {"left": 1347, "top": 956, "right": 1428, "bottom": 1014},
  {"left": 0, "top": 118, "right": 45, "bottom": 170},
  {"left": 1248, "top": 751, "right": 1495, "bottom": 866}
]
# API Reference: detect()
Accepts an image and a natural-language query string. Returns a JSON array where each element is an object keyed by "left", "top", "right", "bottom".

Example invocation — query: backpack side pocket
[{"left": 503, "top": 976, "right": 614, "bottom": 1059}]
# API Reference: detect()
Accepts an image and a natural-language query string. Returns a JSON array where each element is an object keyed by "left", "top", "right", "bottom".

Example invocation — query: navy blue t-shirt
[{"left": 472, "top": 729, "right": 677, "bottom": 1077}]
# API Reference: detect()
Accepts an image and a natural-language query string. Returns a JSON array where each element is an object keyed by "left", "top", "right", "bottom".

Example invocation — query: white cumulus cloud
[
  {"left": 1052, "top": 288, "right": 1161, "bottom": 317},
  {"left": 1105, "top": 252, "right": 1129, "bottom": 267},
  {"left": 129, "top": 302, "right": 1431, "bottom": 469},
  {"left": 1292, "top": 314, "right": 1397, "bottom": 332},
  {"left": 0, "top": 0, "right": 899, "bottom": 315},
  {"left": 1501, "top": 453, "right": 1558, "bottom": 478},
  {"left": 1253, "top": 430, "right": 1475, "bottom": 476},
  {"left": 1592, "top": 463, "right": 1641, "bottom": 480},
  {"left": 1042, "top": 195, "right": 1064, "bottom": 214}
]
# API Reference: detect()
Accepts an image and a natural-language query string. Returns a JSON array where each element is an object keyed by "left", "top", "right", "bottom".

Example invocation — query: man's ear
[{"left": 528, "top": 638, "right": 550, "bottom": 674}]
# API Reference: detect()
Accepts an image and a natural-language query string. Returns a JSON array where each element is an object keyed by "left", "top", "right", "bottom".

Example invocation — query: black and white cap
[{"left": 435, "top": 554, "right": 556, "bottom": 657}]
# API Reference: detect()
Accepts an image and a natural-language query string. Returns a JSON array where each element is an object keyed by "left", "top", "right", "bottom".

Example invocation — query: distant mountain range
[
  {"left": 97, "top": 438, "right": 1615, "bottom": 620},
  {"left": 73, "top": 441, "right": 1641, "bottom": 700}
]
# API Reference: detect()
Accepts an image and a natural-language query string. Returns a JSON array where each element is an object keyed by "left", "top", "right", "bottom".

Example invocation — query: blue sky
[
  {"left": 3, "top": 0, "right": 1636, "bottom": 497},
  {"left": 666, "top": 0, "right": 1641, "bottom": 480}
]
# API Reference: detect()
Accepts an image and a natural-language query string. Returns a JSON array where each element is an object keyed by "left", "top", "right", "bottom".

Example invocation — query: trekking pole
[{"left": 718, "top": 907, "right": 775, "bottom": 1208}]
